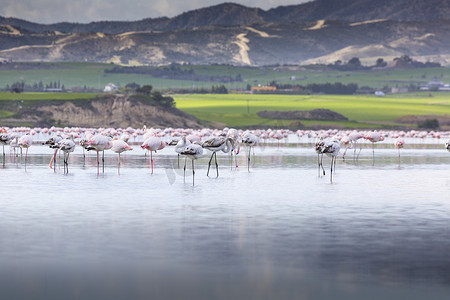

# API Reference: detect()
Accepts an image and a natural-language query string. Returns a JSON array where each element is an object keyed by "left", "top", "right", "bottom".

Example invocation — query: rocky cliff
[{"left": 2, "top": 94, "right": 203, "bottom": 128}]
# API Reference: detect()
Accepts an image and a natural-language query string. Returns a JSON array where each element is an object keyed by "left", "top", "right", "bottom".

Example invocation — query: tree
[
  {"left": 136, "top": 85, "right": 153, "bottom": 95},
  {"left": 125, "top": 82, "right": 141, "bottom": 90},
  {"left": 211, "top": 85, "right": 228, "bottom": 94},
  {"left": 375, "top": 58, "right": 387, "bottom": 67},
  {"left": 348, "top": 57, "right": 361, "bottom": 67}
]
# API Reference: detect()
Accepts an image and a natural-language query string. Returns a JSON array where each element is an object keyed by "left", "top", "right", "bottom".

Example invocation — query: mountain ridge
[
  {"left": 1, "top": 0, "right": 449, "bottom": 34},
  {"left": 0, "top": 0, "right": 449, "bottom": 66}
]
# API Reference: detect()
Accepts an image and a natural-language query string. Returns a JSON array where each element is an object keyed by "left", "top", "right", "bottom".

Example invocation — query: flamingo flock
[{"left": 0, "top": 126, "right": 449, "bottom": 184}]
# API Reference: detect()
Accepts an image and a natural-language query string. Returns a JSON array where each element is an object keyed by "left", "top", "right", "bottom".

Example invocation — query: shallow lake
[{"left": 1, "top": 142, "right": 449, "bottom": 300}]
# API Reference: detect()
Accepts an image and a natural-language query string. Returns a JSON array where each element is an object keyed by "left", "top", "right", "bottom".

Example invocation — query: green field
[
  {"left": 0, "top": 92, "right": 97, "bottom": 101},
  {"left": 1, "top": 62, "right": 449, "bottom": 129},
  {"left": 1, "top": 62, "right": 450, "bottom": 90},
  {"left": 0, "top": 91, "right": 449, "bottom": 129},
  {"left": 174, "top": 92, "right": 450, "bottom": 128}
]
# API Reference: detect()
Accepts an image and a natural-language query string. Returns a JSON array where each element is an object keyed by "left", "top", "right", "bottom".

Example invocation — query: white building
[{"left": 104, "top": 83, "right": 119, "bottom": 92}]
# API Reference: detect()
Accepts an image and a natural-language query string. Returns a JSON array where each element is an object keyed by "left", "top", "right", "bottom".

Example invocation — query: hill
[
  {"left": 0, "top": 19, "right": 449, "bottom": 66},
  {"left": 1, "top": 1, "right": 449, "bottom": 34},
  {"left": 0, "top": 0, "right": 449, "bottom": 66},
  {"left": 0, "top": 94, "right": 203, "bottom": 128}
]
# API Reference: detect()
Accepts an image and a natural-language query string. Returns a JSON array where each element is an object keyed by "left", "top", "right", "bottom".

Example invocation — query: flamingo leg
[
  {"left": 230, "top": 151, "right": 233, "bottom": 170},
  {"left": 118, "top": 153, "right": 121, "bottom": 175},
  {"left": 177, "top": 154, "right": 180, "bottom": 168},
  {"left": 150, "top": 151, "right": 154, "bottom": 174},
  {"left": 248, "top": 146, "right": 251, "bottom": 172},
  {"left": 102, "top": 150, "right": 105, "bottom": 173},
  {"left": 372, "top": 143, "right": 375, "bottom": 166},
  {"left": 330, "top": 157, "right": 334, "bottom": 183},
  {"left": 214, "top": 152, "right": 219, "bottom": 178},
  {"left": 96, "top": 151, "right": 100, "bottom": 174},
  {"left": 183, "top": 157, "right": 187, "bottom": 183},
  {"left": 65, "top": 152, "right": 70, "bottom": 174},
  {"left": 49, "top": 148, "right": 57, "bottom": 169},
  {"left": 317, "top": 153, "right": 321, "bottom": 176},
  {"left": 320, "top": 154, "right": 325, "bottom": 175},
  {"left": 357, "top": 146, "right": 362, "bottom": 160},
  {"left": 24, "top": 148, "right": 28, "bottom": 170},
  {"left": 207, "top": 152, "right": 214, "bottom": 176},
  {"left": 63, "top": 152, "right": 66, "bottom": 173},
  {"left": 192, "top": 159, "right": 195, "bottom": 186},
  {"left": 342, "top": 148, "right": 348, "bottom": 160}
]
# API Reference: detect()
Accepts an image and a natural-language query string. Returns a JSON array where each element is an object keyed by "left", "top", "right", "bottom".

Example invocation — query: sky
[{"left": 0, "top": 0, "right": 311, "bottom": 24}]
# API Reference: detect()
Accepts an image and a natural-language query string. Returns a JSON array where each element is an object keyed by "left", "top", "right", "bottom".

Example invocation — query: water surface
[{"left": 1, "top": 144, "right": 449, "bottom": 299}]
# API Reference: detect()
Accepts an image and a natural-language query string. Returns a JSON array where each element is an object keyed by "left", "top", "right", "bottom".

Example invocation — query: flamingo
[
  {"left": 0, "top": 132, "right": 11, "bottom": 163},
  {"left": 226, "top": 128, "right": 240, "bottom": 168},
  {"left": 201, "top": 136, "right": 234, "bottom": 177},
  {"left": 120, "top": 133, "right": 130, "bottom": 143},
  {"left": 168, "top": 137, "right": 183, "bottom": 167},
  {"left": 340, "top": 135, "right": 351, "bottom": 160},
  {"left": 314, "top": 138, "right": 326, "bottom": 176},
  {"left": 322, "top": 138, "right": 341, "bottom": 183},
  {"left": 110, "top": 139, "right": 133, "bottom": 172},
  {"left": 175, "top": 136, "right": 191, "bottom": 177},
  {"left": 349, "top": 131, "right": 364, "bottom": 159},
  {"left": 364, "top": 131, "right": 384, "bottom": 165},
  {"left": 79, "top": 132, "right": 94, "bottom": 159},
  {"left": 180, "top": 143, "right": 203, "bottom": 186},
  {"left": 395, "top": 137, "right": 405, "bottom": 164},
  {"left": 86, "top": 134, "right": 112, "bottom": 173},
  {"left": 141, "top": 136, "right": 166, "bottom": 174},
  {"left": 44, "top": 135, "right": 63, "bottom": 171},
  {"left": 241, "top": 132, "right": 258, "bottom": 172},
  {"left": 9, "top": 135, "right": 19, "bottom": 157},
  {"left": 59, "top": 137, "right": 76, "bottom": 174},
  {"left": 18, "top": 134, "right": 33, "bottom": 169}
]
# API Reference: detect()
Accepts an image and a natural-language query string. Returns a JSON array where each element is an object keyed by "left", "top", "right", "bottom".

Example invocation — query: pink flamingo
[
  {"left": 322, "top": 138, "right": 341, "bottom": 183},
  {"left": 364, "top": 131, "right": 384, "bottom": 165},
  {"left": 180, "top": 143, "right": 203, "bottom": 186},
  {"left": 18, "top": 134, "right": 33, "bottom": 169},
  {"left": 349, "top": 131, "right": 363, "bottom": 159},
  {"left": 59, "top": 137, "right": 76, "bottom": 174},
  {"left": 45, "top": 135, "right": 63, "bottom": 171},
  {"left": 241, "top": 132, "right": 258, "bottom": 172},
  {"left": 110, "top": 139, "right": 133, "bottom": 173},
  {"left": 201, "top": 136, "right": 234, "bottom": 177},
  {"left": 141, "top": 136, "right": 166, "bottom": 174},
  {"left": 340, "top": 135, "right": 351, "bottom": 160},
  {"left": 314, "top": 138, "right": 326, "bottom": 176},
  {"left": 395, "top": 137, "right": 405, "bottom": 164},
  {"left": 86, "top": 134, "right": 112, "bottom": 173},
  {"left": 1, "top": 131, "right": 11, "bottom": 163},
  {"left": 226, "top": 128, "right": 240, "bottom": 168}
]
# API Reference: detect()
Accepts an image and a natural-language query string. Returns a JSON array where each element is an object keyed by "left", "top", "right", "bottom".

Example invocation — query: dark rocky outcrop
[{"left": 257, "top": 109, "right": 349, "bottom": 121}]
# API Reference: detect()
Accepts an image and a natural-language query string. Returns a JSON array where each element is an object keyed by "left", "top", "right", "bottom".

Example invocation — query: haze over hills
[{"left": 0, "top": 0, "right": 449, "bottom": 66}]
